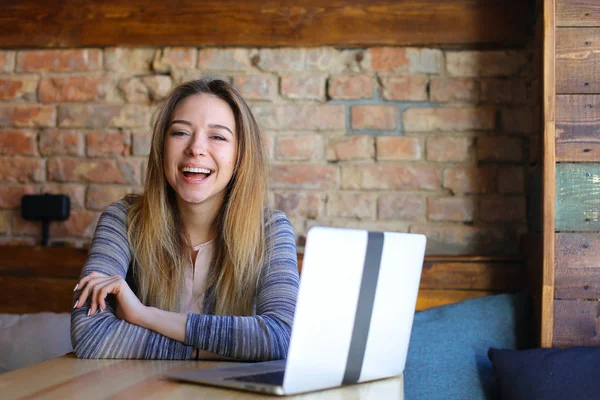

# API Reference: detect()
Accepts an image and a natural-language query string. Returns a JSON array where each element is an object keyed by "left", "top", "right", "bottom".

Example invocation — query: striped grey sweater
[{"left": 71, "top": 200, "right": 299, "bottom": 361}]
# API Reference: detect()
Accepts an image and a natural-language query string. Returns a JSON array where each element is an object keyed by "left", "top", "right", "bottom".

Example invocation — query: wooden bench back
[{"left": 0, "top": 246, "right": 523, "bottom": 314}]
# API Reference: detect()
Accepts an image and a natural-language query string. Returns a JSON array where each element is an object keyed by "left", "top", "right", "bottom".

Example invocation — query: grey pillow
[{"left": 0, "top": 313, "right": 72, "bottom": 373}]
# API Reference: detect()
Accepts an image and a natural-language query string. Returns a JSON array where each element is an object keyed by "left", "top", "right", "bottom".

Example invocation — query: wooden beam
[
  {"left": 301, "top": 254, "right": 523, "bottom": 291},
  {"left": 1, "top": 247, "right": 524, "bottom": 313},
  {"left": 420, "top": 256, "right": 522, "bottom": 291},
  {"left": 542, "top": 0, "right": 556, "bottom": 348},
  {"left": 0, "top": 276, "right": 77, "bottom": 313},
  {"left": 0, "top": 246, "right": 87, "bottom": 278},
  {"left": 0, "top": 0, "right": 531, "bottom": 48}
]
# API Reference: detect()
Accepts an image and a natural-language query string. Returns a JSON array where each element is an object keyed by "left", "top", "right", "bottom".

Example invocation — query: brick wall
[{"left": 0, "top": 47, "right": 537, "bottom": 254}]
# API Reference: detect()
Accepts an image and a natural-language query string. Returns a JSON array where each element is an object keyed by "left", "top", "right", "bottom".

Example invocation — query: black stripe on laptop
[{"left": 342, "top": 231, "right": 384, "bottom": 385}]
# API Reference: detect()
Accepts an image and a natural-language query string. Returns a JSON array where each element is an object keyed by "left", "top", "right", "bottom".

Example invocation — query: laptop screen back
[{"left": 283, "top": 227, "right": 426, "bottom": 394}]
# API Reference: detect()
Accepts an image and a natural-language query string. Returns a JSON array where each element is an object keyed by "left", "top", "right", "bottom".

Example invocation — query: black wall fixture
[{"left": 21, "top": 194, "right": 70, "bottom": 247}]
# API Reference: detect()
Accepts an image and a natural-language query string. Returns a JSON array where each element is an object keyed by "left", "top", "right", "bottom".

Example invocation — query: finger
[
  {"left": 76, "top": 275, "right": 111, "bottom": 310},
  {"left": 95, "top": 282, "right": 113, "bottom": 315},
  {"left": 97, "top": 279, "right": 116, "bottom": 313},
  {"left": 91, "top": 279, "right": 111, "bottom": 315},
  {"left": 74, "top": 271, "right": 98, "bottom": 293},
  {"left": 89, "top": 279, "right": 105, "bottom": 316},
  {"left": 76, "top": 276, "right": 96, "bottom": 309},
  {"left": 91, "top": 276, "right": 120, "bottom": 316},
  {"left": 75, "top": 271, "right": 107, "bottom": 293}
]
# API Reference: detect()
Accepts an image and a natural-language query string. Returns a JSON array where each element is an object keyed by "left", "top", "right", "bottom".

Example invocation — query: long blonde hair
[{"left": 126, "top": 78, "right": 269, "bottom": 315}]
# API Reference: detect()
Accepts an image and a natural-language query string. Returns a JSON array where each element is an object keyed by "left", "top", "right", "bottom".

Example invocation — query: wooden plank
[
  {"left": 553, "top": 299, "right": 600, "bottom": 347},
  {"left": 555, "top": 163, "right": 600, "bottom": 231},
  {"left": 302, "top": 254, "right": 522, "bottom": 310},
  {"left": 556, "top": 29, "right": 600, "bottom": 94},
  {"left": 556, "top": 269, "right": 600, "bottom": 299},
  {"left": 419, "top": 257, "right": 522, "bottom": 291},
  {"left": 0, "top": 248, "right": 522, "bottom": 313},
  {"left": 0, "top": 0, "right": 531, "bottom": 48},
  {"left": 302, "top": 254, "right": 524, "bottom": 292},
  {"left": 556, "top": 142, "right": 600, "bottom": 162},
  {"left": 557, "top": 0, "right": 600, "bottom": 27},
  {"left": 556, "top": 95, "right": 600, "bottom": 161},
  {"left": 542, "top": 0, "right": 556, "bottom": 348},
  {"left": 416, "top": 289, "right": 494, "bottom": 311},
  {"left": 0, "top": 276, "right": 77, "bottom": 313},
  {"left": 555, "top": 233, "right": 600, "bottom": 298},
  {"left": 4, "top": 248, "right": 523, "bottom": 287},
  {"left": 0, "top": 246, "right": 86, "bottom": 278},
  {"left": 556, "top": 232, "right": 600, "bottom": 269}
]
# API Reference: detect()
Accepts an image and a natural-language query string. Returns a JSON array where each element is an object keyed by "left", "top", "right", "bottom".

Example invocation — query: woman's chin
[
  {"left": 175, "top": 189, "right": 225, "bottom": 209},
  {"left": 177, "top": 193, "right": 208, "bottom": 205}
]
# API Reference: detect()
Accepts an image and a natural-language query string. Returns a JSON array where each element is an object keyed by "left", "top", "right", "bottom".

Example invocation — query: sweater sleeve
[
  {"left": 184, "top": 211, "right": 299, "bottom": 361},
  {"left": 70, "top": 201, "right": 194, "bottom": 359}
]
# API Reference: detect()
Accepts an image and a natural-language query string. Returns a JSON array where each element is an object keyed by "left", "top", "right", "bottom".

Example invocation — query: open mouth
[{"left": 180, "top": 166, "right": 213, "bottom": 181}]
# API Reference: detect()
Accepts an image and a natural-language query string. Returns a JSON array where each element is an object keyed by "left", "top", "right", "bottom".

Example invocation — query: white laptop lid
[{"left": 283, "top": 227, "right": 426, "bottom": 395}]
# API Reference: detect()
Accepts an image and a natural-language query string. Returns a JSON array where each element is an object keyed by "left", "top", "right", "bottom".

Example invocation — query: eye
[
  {"left": 211, "top": 135, "right": 227, "bottom": 141},
  {"left": 170, "top": 130, "right": 188, "bottom": 137}
]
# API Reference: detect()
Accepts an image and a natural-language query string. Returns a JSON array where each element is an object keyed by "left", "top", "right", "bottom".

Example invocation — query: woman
[{"left": 71, "top": 78, "right": 299, "bottom": 361}]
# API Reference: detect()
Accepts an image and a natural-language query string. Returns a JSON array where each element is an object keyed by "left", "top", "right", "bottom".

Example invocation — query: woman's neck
[{"left": 177, "top": 200, "right": 221, "bottom": 247}]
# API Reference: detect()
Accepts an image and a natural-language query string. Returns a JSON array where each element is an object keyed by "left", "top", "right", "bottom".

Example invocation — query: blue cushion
[
  {"left": 405, "top": 293, "right": 531, "bottom": 400},
  {"left": 489, "top": 347, "right": 600, "bottom": 400}
]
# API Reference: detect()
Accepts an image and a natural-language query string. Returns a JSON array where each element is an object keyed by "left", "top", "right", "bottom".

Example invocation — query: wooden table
[{"left": 0, "top": 354, "right": 404, "bottom": 399}]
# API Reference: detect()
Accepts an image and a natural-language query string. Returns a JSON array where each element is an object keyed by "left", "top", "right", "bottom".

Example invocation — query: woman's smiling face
[{"left": 163, "top": 93, "right": 237, "bottom": 211}]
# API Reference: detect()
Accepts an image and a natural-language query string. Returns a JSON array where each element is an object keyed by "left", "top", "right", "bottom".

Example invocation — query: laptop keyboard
[{"left": 226, "top": 370, "right": 285, "bottom": 385}]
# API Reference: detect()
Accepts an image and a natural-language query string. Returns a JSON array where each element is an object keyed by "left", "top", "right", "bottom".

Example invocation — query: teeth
[{"left": 181, "top": 167, "right": 211, "bottom": 174}]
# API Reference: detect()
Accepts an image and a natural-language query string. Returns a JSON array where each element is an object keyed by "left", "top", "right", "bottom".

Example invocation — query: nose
[{"left": 186, "top": 134, "right": 207, "bottom": 157}]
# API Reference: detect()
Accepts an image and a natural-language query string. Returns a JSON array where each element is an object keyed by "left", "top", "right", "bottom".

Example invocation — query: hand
[{"left": 74, "top": 271, "right": 147, "bottom": 326}]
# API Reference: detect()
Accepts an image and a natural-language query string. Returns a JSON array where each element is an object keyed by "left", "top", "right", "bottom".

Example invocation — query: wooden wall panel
[
  {"left": 555, "top": 163, "right": 600, "bottom": 231},
  {"left": 555, "top": 233, "right": 600, "bottom": 299},
  {"left": 0, "top": 246, "right": 85, "bottom": 313},
  {"left": 553, "top": 299, "right": 600, "bottom": 347},
  {"left": 556, "top": 95, "right": 600, "bottom": 161},
  {"left": 0, "top": 276, "right": 77, "bottom": 313},
  {"left": 552, "top": 0, "right": 600, "bottom": 349},
  {"left": 1, "top": 246, "right": 524, "bottom": 313},
  {"left": 556, "top": 29, "right": 600, "bottom": 93},
  {"left": 555, "top": 269, "right": 600, "bottom": 299},
  {"left": 420, "top": 256, "right": 522, "bottom": 291},
  {"left": 0, "top": 246, "right": 87, "bottom": 278},
  {"left": 417, "top": 256, "right": 522, "bottom": 310},
  {"left": 0, "top": 0, "right": 532, "bottom": 48},
  {"left": 555, "top": 233, "right": 600, "bottom": 269},
  {"left": 557, "top": 0, "right": 600, "bottom": 27}
]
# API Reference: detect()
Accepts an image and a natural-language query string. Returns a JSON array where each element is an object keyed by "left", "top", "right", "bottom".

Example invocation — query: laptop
[{"left": 167, "top": 226, "right": 426, "bottom": 396}]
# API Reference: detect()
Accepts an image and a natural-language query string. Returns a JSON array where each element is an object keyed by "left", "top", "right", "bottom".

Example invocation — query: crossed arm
[
  {"left": 74, "top": 271, "right": 188, "bottom": 340},
  {"left": 71, "top": 201, "right": 299, "bottom": 360}
]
